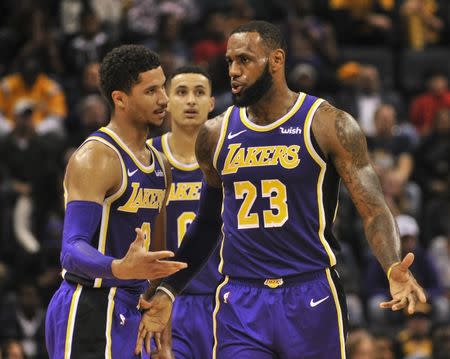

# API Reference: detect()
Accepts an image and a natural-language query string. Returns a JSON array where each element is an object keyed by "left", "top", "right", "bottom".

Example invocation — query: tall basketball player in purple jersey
[
  {"left": 45, "top": 45, "right": 186, "bottom": 359},
  {"left": 148, "top": 66, "right": 222, "bottom": 358},
  {"left": 137, "top": 22, "right": 426, "bottom": 358}
]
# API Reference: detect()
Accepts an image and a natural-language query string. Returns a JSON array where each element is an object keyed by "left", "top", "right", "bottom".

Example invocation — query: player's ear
[
  {"left": 208, "top": 96, "right": 215, "bottom": 114},
  {"left": 112, "top": 90, "right": 127, "bottom": 110},
  {"left": 270, "top": 49, "right": 285, "bottom": 72}
]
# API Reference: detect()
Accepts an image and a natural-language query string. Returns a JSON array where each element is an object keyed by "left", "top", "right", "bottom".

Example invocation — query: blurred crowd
[{"left": 0, "top": 0, "right": 449, "bottom": 358}]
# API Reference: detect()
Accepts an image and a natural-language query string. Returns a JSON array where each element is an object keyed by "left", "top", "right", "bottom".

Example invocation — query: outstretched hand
[
  {"left": 112, "top": 228, "right": 187, "bottom": 280},
  {"left": 135, "top": 291, "right": 173, "bottom": 355},
  {"left": 379, "top": 252, "right": 427, "bottom": 314}
]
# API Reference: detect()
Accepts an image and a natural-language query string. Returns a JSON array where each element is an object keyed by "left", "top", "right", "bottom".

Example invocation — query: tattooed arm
[{"left": 313, "top": 102, "right": 426, "bottom": 313}]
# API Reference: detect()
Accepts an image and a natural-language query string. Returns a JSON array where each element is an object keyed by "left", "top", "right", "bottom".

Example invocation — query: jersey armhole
[
  {"left": 149, "top": 143, "right": 168, "bottom": 189},
  {"left": 212, "top": 106, "right": 233, "bottom": 171}
]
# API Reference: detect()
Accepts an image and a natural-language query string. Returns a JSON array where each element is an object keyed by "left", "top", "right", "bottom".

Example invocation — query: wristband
[
  {"left": 387, "top": 261, "right": 401, "bottom": 280},
  {"left": 156, "top": 286, "right": 175, "bottom": 303}
]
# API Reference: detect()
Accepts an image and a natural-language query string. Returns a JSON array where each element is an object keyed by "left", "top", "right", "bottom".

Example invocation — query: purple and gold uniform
[
  {"left": 46, "top": 127, "right": 167, "bottom": 359},
  {"left": 150, "top": 134, "right": 222, "bottom": 359},
  {"left": 213, "top": 93, "right": 348, "bottom": 358}
]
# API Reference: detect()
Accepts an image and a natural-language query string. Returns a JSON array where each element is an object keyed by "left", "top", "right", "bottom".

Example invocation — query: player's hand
[
  {"left": 150, "top": 332, "right": 174, "bottom": 359},
  {"left": 112, "top": 228, "right": 187, "bottom": 280},
  {"left": 379, "top": 252, "right": 427, "bottom": 314},
  {"left": 135, "top": 291, "right": 173, "bottom": 354}
]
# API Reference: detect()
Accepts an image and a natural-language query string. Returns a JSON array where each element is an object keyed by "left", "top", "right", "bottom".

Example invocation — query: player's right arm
[{"left": 61, "top": 141, "right": 186, "bottom": 281}]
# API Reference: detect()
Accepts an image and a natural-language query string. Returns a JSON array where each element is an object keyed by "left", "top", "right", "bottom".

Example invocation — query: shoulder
[
  {"left": 195, "top": 112, "right": 226, "bottom": 163},
  {"left": 313, "top": 101, "right": 365, "bottom": 158},
  {"left": 67, "top": 139, "right": 121, "bottom": 177}
]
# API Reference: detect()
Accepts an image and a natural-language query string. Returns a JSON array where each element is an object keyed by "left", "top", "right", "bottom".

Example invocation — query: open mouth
[
  {"left": 154, "top": 108, "right": 166, "bottom": 118},
  {"left": 231, "top": 82, "right": 244, "bottom": 94},
  {"left": 184, "top": 109, "right": 198, "bottom": 118}
]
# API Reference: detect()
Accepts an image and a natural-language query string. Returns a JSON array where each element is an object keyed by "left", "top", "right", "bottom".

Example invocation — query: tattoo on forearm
[
  {"left": 367, "top": 213, "right": 401, "bottom": 271},
  {"left": 320, "top": 103, "right": 401, "bottom": 270}
]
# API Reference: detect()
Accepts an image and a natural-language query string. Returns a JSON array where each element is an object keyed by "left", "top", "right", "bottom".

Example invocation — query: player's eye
[
  {"left": 240, "top": 56, "right": 249, "bottom": 64},
  {"left": 176, "top": 89, "right": 187, "bottom": 95},
  {"left": 196, "top": 90, "right": 205, "bottom": 96}
]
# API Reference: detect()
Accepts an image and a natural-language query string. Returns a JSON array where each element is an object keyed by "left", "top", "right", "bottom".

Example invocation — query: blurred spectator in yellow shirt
[{"left": 0, "top": 53, "right": 67, "bottom": 137}]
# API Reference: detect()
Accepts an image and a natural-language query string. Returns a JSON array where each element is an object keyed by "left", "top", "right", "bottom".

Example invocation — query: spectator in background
[
  {"left": 400, "top": 0, "right": 444, "bottom": 50},
  {"left": 432, "top": 322, "right": 450, "bottom": 359},
  {"left": 394, "top": 303, "right": 433, "bottom": 359},
  {"left": 0, "top": 282, "right": 46, "bottom": 359},
  {"left": 409, "top": 70, "right": 450, "bottom": 136},
  {"left": 428, "top": 234, "right": 450, "bottom": 305},
  {"left": 369, "top": 104, "right": 420, "bottom": 217},
  {"left": 285, "top": 0, "right": 339, "bottom": 92},
  {"left": 0, "top": 53, "right": 67, "bottom": 136},
  {"left": 1, "top": 339, "right": 25, "bottom": 359},
  {"left": 192, "top": 11, "right": 228, "bottom": 66},
  {"left": 0, "top": 99, "right": 60, "bottom": 257},
  {"left": 366, "top": 215, "right": 448, "bottom": 328},
  {"left": 66, "top": 10, "right": 111, "bottom": 78},
  {"left": 327, "top": 0, "right": 396, "bottom": 46},
  {"left": 414, "top": 108, "right": 450, "bottom": 242},
  {"left": 372, "top": 332, "right": 395, "bottom": 359},
  {"left": 347, "top": 329, "right": 375, "bottom": 359},
  {"left": 336, "top": 65, "right": 404, "bottom": 137}
]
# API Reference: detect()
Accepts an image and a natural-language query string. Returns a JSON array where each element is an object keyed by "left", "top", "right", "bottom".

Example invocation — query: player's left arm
[{"left": 313, "top": 102, "right": 426, "bottom": 313}]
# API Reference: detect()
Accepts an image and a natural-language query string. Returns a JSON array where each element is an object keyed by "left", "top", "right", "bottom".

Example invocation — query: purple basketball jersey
[
  {"left": 214, "top": 93, "right": 341, "bottom": 279},
  {"left": 62, "top": 127, "right": 167, "bottom": 291},
  {"left": 150, "top": 134, "right": 222, "bottom": 294}
]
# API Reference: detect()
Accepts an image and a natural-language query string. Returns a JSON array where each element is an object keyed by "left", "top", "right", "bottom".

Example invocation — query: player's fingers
[
  {"left": 133, "top": 228, "right": 145, "bottom": 247},
  {"left": 392, "top": 296, "right": 408, "bottom": 311},
  {"left": 135, "top": 327, "right": 145, "bottom": 355},
  {"left": 415, "top": 286, "right": 427, "bottom": 303},
  {"left": 155, "top": 332, "right": 162, "bottom": 350},
  {"left": 379, "top": 298, "right": 401, "bottom": 308},
  {"left": 138, "top": 295, "right": 153, "bottom": 310},
  {"left": 399, "top": 252, "right": 415, "bottom": 271},
  {"left": 407, "top": 293, "right": 416, "bottom": 314},
  {"left": 145, "top": 331, "right": 152, "bottom": 354},
  {"left": 147, "top": 251, "right": 175, "bottom": 261}
]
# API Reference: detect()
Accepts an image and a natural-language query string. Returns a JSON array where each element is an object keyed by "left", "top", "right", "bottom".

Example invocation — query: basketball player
[
  {"left": 45, "top": 45, "right": 186, "bottom": 359},
  {"left": 147, "top": 65, "right": 222, "bottom": 358},
  {"left": 137, "top": 22, "right": 426, "bottom": 359}
]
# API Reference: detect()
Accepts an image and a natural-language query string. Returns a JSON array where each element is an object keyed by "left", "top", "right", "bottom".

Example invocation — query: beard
[{"left": 232, "top": 63, "right": 273, "bottom": 107}]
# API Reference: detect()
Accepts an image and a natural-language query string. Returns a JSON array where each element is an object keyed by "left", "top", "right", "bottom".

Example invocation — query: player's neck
[
  {"left": 167, "top": 125, "right": 200, "bottom": 165},
  {"left": 107, "top": 115, "right": 149, "bottom": 152},
  {"left": 247, "top": 86, "right": 298, "bottom": 126}
]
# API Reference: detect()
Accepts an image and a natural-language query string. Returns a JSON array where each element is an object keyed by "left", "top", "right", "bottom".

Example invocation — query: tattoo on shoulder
[
  {"left": 195, "top": 113, "right": 224, "bottom": 165},
  {"left": 333, "top": 108, "right": 367, "bottom": 168}
]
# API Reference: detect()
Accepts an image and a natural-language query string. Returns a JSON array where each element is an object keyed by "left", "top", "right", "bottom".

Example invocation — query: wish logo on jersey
[
  {"left": 222, "top": 143, "right": 301, "bottom": 175},
  {"left": 118, "top": 182, "right": 166, "bottom": 213},
  {"left": 167, "top": 182, "right": 202, "bottom": 203}
]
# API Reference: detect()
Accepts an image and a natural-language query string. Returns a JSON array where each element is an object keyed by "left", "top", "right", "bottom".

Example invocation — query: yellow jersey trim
[
  {"left": 213, "top": 106, "right": 233, "bottom": 171},
  {"left": 100, "top": 127, "right": 155, "bottom": 173},
  {"left": 105, "top": 287, "right": 117, "bottom": 359},
  {"left": 303, "top": 99, "right": 337, "bottom": 267},
  {"left": 212, "top": 276, "right": 230, "bottom": 359},
  {"left": 64, "top": 284, "right": 82, "bottom": 359},
  {"left": 239, "top": 92, "right": 306, "bottom": 132},
  {"left": 148, "top": 141, "right": 168, "bottom": 189},
  {"left": 217, "top": 183, "right": 226, "bottom": 274},
  {"left": 86, "top": 136, "right": 128, "bottom": 287},
  {"left": 325, "top": 268, "right": 346, "bottom": 359},
  {"left": 161, "top": 133, "right": 200, "bottom": 171}
]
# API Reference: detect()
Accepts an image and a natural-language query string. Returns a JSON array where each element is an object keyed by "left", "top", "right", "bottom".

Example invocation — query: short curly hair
[
  {"left": 230, "top": 21, "right": 287, "bottom": 54},
  {"left": 100, "top": 45, "right": 161, "bottom": 109}
]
